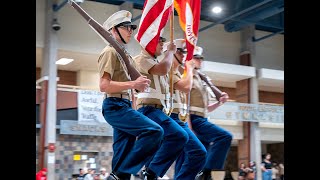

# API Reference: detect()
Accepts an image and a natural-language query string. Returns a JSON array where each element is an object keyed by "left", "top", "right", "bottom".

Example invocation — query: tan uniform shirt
[
  {"left": 133, "top": 50, "right": 169, "bottom": 107},
  {"left": 97, "top": 45, "right": 134, "bottom": 97},
  {"left": 189, "top": 70, "right": 210, "bottom": 117},
  {"left": 171, "top": 69, "right": 187, "bottom": 114}
]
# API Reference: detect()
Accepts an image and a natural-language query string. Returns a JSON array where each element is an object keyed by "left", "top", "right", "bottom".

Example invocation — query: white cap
[
  {"left": 163, "top": 39, "right": 186, "bottom": 52},
  {"left": 83, "top": 167, "right": 88, "bottom": 173},
  {"left": 103, "top": 10, "right": 137, "bottom": 31},
  {"left": 100, "top": 168, "right": 106, "bottom": 171},
  {"left": 193, "top": 46, "right": 204, "bottom": 58}
]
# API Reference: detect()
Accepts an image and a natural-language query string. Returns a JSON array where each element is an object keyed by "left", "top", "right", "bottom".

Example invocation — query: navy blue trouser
[
  {"left": 190, "top": 114, "right": 233, "bottom": 170},
  {"left": 170, "top": 113, "right": 207, "bottom": 180},
  {"left": 102, "top": 97, "right": 164, "bottom": 175},
  {"left": 138, "top": 106, "right": 189, "bottom": 177},
  {"left": 262, "top": 169, "right": 272, "bottom": 180}
]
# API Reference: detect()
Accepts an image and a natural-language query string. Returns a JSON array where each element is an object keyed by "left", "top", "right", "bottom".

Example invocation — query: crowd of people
[
  {"left": 76, "top": 168, "right": 109, "bottom": 180},
  {"left": 237, "top": 153, "right": 284, "bottom": 180}
]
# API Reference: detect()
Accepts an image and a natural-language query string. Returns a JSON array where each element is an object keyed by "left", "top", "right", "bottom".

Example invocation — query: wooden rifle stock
[
  {"left": 68, "top": 0, "right": 141, "bottom": 80},
  {"left": 197, "top": 71, "right": 223, "bottom": 101}
]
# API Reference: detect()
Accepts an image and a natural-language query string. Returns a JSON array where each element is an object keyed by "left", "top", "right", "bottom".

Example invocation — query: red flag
[
  {"left": 174, "top": 0, "right": 201, "bottom": 61},
  {"left": 135, "top": 0, "right": 174, "bottom": 57}
]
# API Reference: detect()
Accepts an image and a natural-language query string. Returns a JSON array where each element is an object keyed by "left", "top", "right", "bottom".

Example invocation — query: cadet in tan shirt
[
  {"left": 164, "top": 39, "right": 207, "bottom": 180},
  {"left": 133, "top": 37, "right": 189, "bottom": 179},
  {"left": 98, "top": 10, "right": 164, "bottom": 180},
  {"left": 187, "top": 46, "right": 233, "bottom": 180}
]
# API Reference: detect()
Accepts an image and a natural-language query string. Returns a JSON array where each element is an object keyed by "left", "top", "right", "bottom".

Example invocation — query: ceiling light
[
  {"left": 56, "top": 58, "right": 74, "bottom": 65},
  {"left": 212, "top": 6, "right": 222, "bottom": 14}
]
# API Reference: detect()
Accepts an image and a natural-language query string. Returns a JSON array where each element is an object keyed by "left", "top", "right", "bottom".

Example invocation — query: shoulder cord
[{"left": 154, "top": 74, "right": 170, "bottom": 110}]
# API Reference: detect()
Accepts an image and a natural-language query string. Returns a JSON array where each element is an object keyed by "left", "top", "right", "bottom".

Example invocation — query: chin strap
[
  {"left": 174, "top": 54, "right": 183, "bottom": 65},
  {"left": 115, "top": 27, "right": 127, "bottom": 44}
]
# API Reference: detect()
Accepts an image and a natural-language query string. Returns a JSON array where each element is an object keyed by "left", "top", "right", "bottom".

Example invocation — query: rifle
[
  {"left": 197, "top": 71, "right": 223, "bottom": 101},
  {"left": 68, "top": 0, "right": 141, "bottom": 80}
]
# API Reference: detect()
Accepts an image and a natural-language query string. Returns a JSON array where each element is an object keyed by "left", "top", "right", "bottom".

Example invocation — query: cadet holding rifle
[
  {"left": 133, "top": 36, "right": 190, "bottom": 180},
  {"left": 97, "top": 11, "right": 164, "bottom": 180},
  {"left": 68, "top": 1, "right": 164, "bottom": 179},
  {"left": 165, "top": 39, "right": 207, "bottom": 180},
  {"left": 185, "top": 46, "right": 233, "bottom": 180}
]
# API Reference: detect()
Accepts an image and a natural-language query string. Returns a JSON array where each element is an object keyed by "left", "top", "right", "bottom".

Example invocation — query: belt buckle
[
  {"left": 153, "top": 104, "right": 160, "bottom": 109},
  {"left": 190, "top": 111, "right": 198, "bottom": 116}
]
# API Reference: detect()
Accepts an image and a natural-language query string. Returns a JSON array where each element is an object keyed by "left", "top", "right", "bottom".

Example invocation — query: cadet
[
  {"left": 98, "top": 10, "right": 164, "bottom": 180},
  {"left": 133, "top": 37, "right": 188, "bottom": 180}
]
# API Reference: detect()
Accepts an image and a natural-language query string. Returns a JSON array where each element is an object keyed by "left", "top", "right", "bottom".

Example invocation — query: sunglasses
[
  {"left": 177, "top": 48, "right": 187, "bottom": 54},
  {"left": 118, "top": 25, "right": 136, "bottom": 32},
  {"left": 159, "top": 37, "right": 166, "bottom": 42},
  {"left": 193, "top": 56, "right": 204, "bottom": 60}
]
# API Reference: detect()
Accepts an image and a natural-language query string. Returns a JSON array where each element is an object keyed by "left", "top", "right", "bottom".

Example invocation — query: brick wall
[
  {"left": 36, "top": 131, "right": 113, "bottom": 180},
  {"left": 36, "top": 131, "right": 177, "bottom": 179},
  {"left": 217, "top": 86, "right": 236, "bottom": 101},
  {"left": 35, "top": 133, "right": 283, "bottom": 180},
  {"left": 259, "top": 91, "right": 284, "bottom": 104},
  {"left": 212, "top": 86, "right": 284, "bottom": 104},
  {"left": 36, "top": 67, "right": 77, "bottom": 86},
  {"left": 36, "top": 89, "right": 77, "bottom": 110}
]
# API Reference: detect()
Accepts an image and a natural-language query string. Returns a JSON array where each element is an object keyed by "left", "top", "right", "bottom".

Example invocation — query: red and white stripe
[{"left": 135, "top": 0, "right": 173, "bottom": 57}]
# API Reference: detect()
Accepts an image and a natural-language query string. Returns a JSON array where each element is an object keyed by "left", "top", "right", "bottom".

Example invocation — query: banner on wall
[
  {"left": 208, "top": 102, "right": 284, "bottom": 123},
  {"left": 77, "top": 90, "right": 106, "bottom": 124}
]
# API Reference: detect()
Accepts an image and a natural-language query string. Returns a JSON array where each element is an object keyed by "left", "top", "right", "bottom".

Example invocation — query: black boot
[
  {"left": 195, "top": 170, "right": 204, "bottom": 180},
  {"left": 195, "top": 170, "right": 212, "bottom": 180},
  {"left": 107, "top": 172, "right": 120, "bottom": 180},
  {"left": 203, "top": 171, "right": 212, "bottom": 180},
  {"left": 107, "top": 171, "right": 131, "bottom": 180},
  {"left": 141, "top": 168, "right": 157, "bottom": 180}
]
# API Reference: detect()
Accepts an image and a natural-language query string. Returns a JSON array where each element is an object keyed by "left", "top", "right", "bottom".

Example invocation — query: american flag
[
  {"left": 135, "top": 0, "right": 174, "bottom": 57},
  {"left": 174, "top": 0, "right": 201, "bottom": 61}
]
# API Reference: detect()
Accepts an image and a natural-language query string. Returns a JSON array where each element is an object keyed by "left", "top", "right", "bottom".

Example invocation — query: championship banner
[
  {"left": 77, "top": 90, "right": 106, "bottom": 124},
  {"left": 208, "top": 102, "right": 284, "bottom": 123}
]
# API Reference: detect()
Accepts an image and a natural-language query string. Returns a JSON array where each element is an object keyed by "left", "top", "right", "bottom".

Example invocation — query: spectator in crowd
[
  {"left": 238, "top": 163, "right": 248, "bottom": 180},
  {"left": 99, "top": 168, "right": 108, "bottom": 180},
  {"left": 36, "top": 168, "right": 47, "bottom": 180},
  {"left": 84, "top": 169, "right": 95, "bottom": 180},
  {"left": 261, "top": 153, "right": 273, "bottom": 180},
  {"left": 77, "top": 168, "right": 88, "bottom": 180},
  {"left": 248, "top": 161, "right": 257, "bottom": 180}
]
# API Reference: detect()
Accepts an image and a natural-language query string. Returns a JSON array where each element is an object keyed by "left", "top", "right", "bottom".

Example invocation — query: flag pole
[
  {"left": 169, "top": 4, "right": 174, "bottom": 115},
  {"left": 170, "top": 5, "right": 174, "bottom": 43}
]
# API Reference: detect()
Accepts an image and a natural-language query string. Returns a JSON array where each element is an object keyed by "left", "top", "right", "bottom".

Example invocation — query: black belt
[
  {"left": 189, "top": 110, "right": 204, "bottom": 117},
  {"left": 137, "top": 104, "right": 163, "bottom": 109},
  {"left": 107, "top": 93, "right": 131, "bottom": 100}
]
